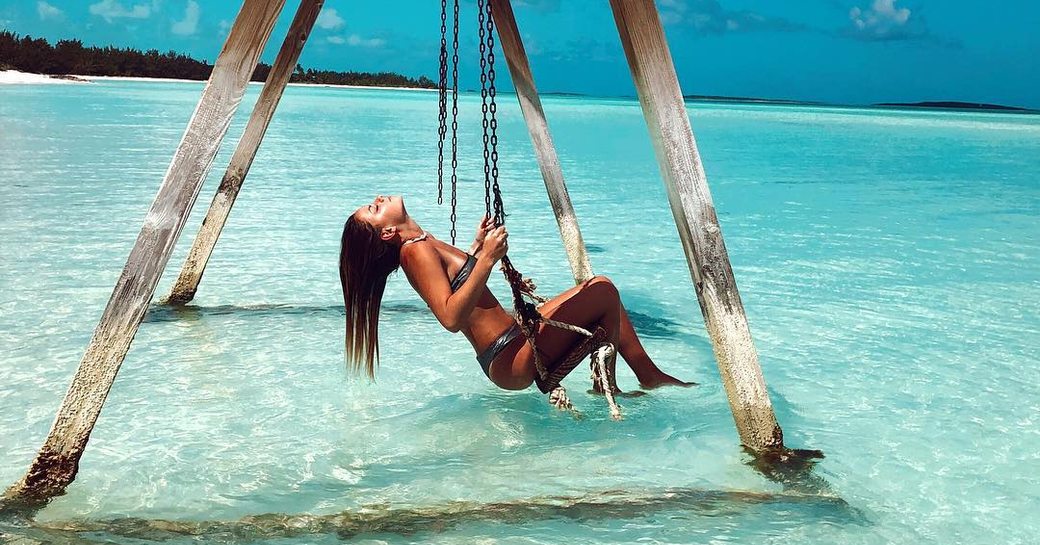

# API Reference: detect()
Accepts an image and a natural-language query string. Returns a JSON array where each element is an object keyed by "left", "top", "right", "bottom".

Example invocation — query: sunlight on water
[{"left": 1, "top": 80, "right": 1038, "bottom": 544}]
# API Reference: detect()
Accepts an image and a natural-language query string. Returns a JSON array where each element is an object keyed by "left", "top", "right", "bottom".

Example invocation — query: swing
[
  {"left": 3, "top": 0, "right": 801, "bottom": 507},
  {"left": 436, "top": 0, "right": 622, "bottom": 419}
]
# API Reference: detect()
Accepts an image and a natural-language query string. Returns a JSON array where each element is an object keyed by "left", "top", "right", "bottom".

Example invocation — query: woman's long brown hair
[{"left": 339, "top": 214, "right": 400, "bottom": 378}]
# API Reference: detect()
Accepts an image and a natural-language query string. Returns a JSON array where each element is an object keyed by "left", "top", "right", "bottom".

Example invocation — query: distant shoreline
[
  {"left": 87, "top": 74, "right": 435, "bottom": 92},
  {"left": 873, "top": 101, "right": 1032, "bottom": 112},
  {"left": 1, "top": 29, "right": 437, "bottom": 89},
  {"left": 3, "top": 69, "right": 1035, "bottom": 114},
  {"left": 550, "top": 91, "right": 1037, "bottom": 114},
  {"left": 0, "top": 70, "right": 435, "bottom": 92},
  {"left": 681, "top": 94, "right": 1036, "bottom": 114}
]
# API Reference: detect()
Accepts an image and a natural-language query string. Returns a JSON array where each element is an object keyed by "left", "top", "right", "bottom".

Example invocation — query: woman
[{"left": 339, "top": 194, "right": 693, "bottom": 391}]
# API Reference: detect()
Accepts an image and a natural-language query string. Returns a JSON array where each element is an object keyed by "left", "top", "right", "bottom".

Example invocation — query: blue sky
[{"left": 3, "top": 0, "right": 1038, "bottom": 108}]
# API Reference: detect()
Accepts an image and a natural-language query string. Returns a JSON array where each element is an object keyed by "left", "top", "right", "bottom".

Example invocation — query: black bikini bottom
[{"left": 476, "top": 322, "right": 523, "bottom": 379}]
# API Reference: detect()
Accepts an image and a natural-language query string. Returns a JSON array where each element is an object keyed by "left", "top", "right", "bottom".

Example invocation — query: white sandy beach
[{"left": 0, "top": 69, "right": 88, "bottom": 84}]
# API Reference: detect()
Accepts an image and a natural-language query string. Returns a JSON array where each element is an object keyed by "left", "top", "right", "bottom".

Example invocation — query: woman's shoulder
[{"left": 399, "top": 236, "right": 441, "bottom": 266}]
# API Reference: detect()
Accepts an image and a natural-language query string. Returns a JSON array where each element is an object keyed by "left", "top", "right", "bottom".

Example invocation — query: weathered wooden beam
[
  {"left": 2, "top": 0, "right": 286, "bottom": 507},
  {"left": 490, "top": 0, "right": 594, "bottom": 285},
  {"left": 608, "top": 0, "right": 784, "bottom": 451},
  {"left": 166, "top": 0, "right": 324, "bottom": 305}
]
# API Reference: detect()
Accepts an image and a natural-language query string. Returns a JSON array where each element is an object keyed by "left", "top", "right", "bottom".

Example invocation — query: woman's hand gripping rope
[{"left": 469, "top": 216, "right": 494, "bottom": 256}]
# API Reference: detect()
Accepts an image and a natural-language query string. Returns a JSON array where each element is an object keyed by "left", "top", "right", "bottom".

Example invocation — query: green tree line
[{"left": 0, "top": 30, "right": 436, "bottom": 88}]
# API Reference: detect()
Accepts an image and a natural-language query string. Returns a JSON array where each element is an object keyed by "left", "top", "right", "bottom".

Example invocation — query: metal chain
[
  {"left": 477, "top": 0, "right": 491, "bottom": 219},
  {"left": 436, "top": 0, "right": 448, "bottom": 205},
  {"left": 479, "top": 0, "right": 544, "bottom": 367},
  {"left": 486, "top": 0, "right": 503, "bottom": 226},
  {"left": 449, "top": 0, "right": 459, "bottom": 244}
]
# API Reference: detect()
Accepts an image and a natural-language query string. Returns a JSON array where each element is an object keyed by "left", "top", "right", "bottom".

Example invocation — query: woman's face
[{"left": 354, "top": 194, "right": 407, "bottom": 231}]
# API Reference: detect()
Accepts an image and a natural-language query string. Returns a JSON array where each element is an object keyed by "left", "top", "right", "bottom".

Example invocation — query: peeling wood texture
[
  {"left": 609, "top": 0, "right": 783, "bottom": 451},
  {"left": 166, "top": 0, "right": 324, "bottom": 305},
  {"left": 490, "top": 0, "right": 594, "bottom": 285},
  {"left": 2, "top": 0, "right": 286, "bottom": 505}
]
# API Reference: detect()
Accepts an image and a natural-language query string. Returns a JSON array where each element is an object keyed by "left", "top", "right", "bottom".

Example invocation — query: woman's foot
[{"left": 638, "top": 371, "right": 698, "bottom": 389}]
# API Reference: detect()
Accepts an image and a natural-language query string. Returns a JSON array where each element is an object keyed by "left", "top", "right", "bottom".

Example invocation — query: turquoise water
[{"left": 1, "top": 80, "right": 1038, "bottom": 544}]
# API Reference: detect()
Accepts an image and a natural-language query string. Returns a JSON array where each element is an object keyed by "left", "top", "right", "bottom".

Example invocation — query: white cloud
[
  {"left": 849, "top": 0, "right": 911, "bottom": 39},
  {"left": 89, "top": 0, "right": 151, "bottom": 23},
  {"left": 218, "top": 19, "right": 230, "bottom": 33},
  {"left": 326, "top": 33, "right": 386, "bottom": 48},
  {"left": 659, "top": 0, "right": 804, "bottom": 34},
  {"left": 316, "top": 7, "right": 344, "bottom": 30},
  {"left": 37, "top": 1, "right": 63, "bottom": 20},
  {"left": 348, "top": 34, "right": 384, "bottom": 48},
  {"left": 171, "top": 0, "right": 200, "bottom": 36}
]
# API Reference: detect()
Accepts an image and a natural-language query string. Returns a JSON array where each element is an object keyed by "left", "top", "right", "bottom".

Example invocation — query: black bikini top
[
  {"left": 402, "top": 232, "right": 473, "bottom": 293},
  {"left": 449, "top": 254, "right": 477, "bottom": 293}
]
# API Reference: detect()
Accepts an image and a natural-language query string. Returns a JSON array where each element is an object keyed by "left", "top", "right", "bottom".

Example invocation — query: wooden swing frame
[{"left": 2, "top": 0, "right": 796, "bottom": 507}]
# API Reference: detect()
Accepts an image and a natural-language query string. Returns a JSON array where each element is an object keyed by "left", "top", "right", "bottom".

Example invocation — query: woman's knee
[{"left": 583, "top": 275, "right": 619, "bottom": 299}]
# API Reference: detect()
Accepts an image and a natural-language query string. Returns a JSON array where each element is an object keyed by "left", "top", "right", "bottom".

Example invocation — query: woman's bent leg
[
  {"left": 494, "top": 276, "right": 693, "bottom": 389},
  {"left": 494, "top": 276, "right": 620, "bottom": 389},
  {"left": 616, "top": 304, "right": 696, "bottom": 388}
]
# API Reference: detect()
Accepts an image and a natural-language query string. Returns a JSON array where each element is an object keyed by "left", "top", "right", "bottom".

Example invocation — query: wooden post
[
  {"left": 609, "top": 0, "right": 784, "bottom": 452},
  {"left": 2, "top": 0, "right": 285, "bottom": 506},
  {"left": 166, "top": 0, "right": 324, "bottom": 305},
  {"left": 490, "top": 0, "right": 594, "bottom": 285}
]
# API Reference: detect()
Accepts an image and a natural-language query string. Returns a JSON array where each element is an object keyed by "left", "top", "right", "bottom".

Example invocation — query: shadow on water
[
  {"left": 143, "top": 302, "right": 429, "bottom": 323},
  {"left": 146, "top": 299, "right": 698, "bottom": 347},
  {"left": 625, "top": 309, "right": 710, "bottom": 346},
  {"left": 584, "top": 243, "right": 607, "bottom": 254},
  {"left": 744, "top": 446, "right": 831, "bottom": 497},
  {"left": 751, "top": 380, "right": 833, "bottom": 494},
  {"left": 1, "top": 487, "right": 864, "bottom": 544},
  {"left": 144, "top": 302, "right": 690, "bottom": 342},
  {"left": 143, "top": 302, "right": 706, "bottom": 351}
]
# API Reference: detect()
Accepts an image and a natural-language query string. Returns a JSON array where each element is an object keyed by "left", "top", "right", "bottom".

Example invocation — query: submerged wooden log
[
  {"left": 166, "top": 0, "right": 324, "bottom": 305},
  {"left": 31, "top": 487, "right": 854, "bottom": 540},
  {"left": 608, "top": 0, "right": 784, "bottom": 451},
  {"left": 1, "top": 0, "right": 286, "bottom": 506},
  {"left": 490, "top": 0, "right": 594, "bottom": 285}
]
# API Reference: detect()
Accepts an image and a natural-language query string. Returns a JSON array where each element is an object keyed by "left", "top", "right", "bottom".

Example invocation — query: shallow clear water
[{"left": 1, "top": 80, "right": 1038, "bottom": 544}]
